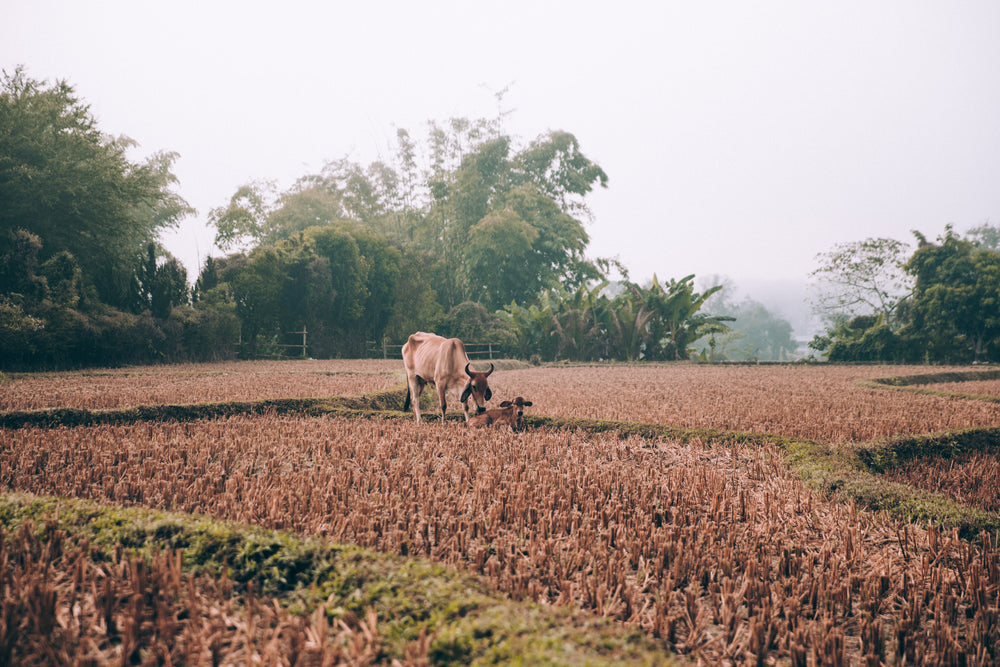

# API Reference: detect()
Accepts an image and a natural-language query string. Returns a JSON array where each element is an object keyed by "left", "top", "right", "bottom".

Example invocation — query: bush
[
  {"left": 167, "top": 304, "right": 239, "bottom": 362},
  {"left": 437, "top": 302, "right": 517, "bottom": 354}
]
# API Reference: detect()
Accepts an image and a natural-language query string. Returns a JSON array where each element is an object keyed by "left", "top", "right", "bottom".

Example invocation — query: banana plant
[{"left": 639, "top": 275, "right": 732, "bottom": 360}]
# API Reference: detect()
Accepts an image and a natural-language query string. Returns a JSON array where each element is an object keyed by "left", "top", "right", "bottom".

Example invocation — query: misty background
[{"left": 4, "top": 1, "right": 999, "bottom": 347}]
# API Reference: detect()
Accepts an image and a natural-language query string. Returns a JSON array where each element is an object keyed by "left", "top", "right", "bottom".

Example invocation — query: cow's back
[
  {"left": 434, "top": 337, "right": 468, "bottom": 380},
  {"left": 403, "top": 332, "right": 467, "bottom": 380}
]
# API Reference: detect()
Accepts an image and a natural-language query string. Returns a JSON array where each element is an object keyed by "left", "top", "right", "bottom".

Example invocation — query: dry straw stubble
[
  {"left": 0, "top": 359, "right": 402, "bottom": 411},
  {"left": 487, "top": 364, "right": 1000, "bottom": 443},
  {"left": 4, "top": 414, "right": 998, "bottom": 665}
]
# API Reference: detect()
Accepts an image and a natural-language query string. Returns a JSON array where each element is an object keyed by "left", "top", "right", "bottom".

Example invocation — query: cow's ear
[
  {"left": 460, "top": 384, "right": 472, "bottom": 402},
  {"left": 485, "top": 387, "right": 492, "bottom": 401}
]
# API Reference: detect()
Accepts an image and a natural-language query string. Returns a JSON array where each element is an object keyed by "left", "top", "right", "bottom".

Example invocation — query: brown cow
[
  {"left": 466, "top": 396, "right": 532, "bottom": 429},
  {"left": 402, "top": 331, "right": 494, "bottom": 423}
]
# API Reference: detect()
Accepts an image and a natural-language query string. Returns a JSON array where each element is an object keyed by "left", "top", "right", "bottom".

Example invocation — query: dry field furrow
[
  {"left": 487, "top": 364, "right": 1000, "bottom": 442},
  {"left": 882, "top": 452, "right": 1000, "bottom": 513},
  {"left": 0, "top": 359, "right": 403, "bottom": 411},
  {"left": 3, "top": 415, "right": 997, "bottom": 664},
  {"left": 919, "top": 379, "right": 1000, "bottom": 398}
]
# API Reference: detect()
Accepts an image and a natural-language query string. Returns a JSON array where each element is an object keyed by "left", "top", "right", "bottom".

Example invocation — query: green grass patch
[
  {"left": 865, "top": 368, "right": 1000, "bottom": 387},
  {"left": 857, "top": 368, "right": 1000, "bottom": 403},
  {"left": 0, "top": 492, "right": 676, "bottom": 666},
  {"left": 525, "top": 415, "right": 1000, "bottom": 539},
  {"left": 0, "top": 387, "right": 410, "bottom": 429}
]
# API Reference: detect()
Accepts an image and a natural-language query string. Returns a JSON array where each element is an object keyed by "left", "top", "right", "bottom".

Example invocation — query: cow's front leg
[{"left": 437, "top": 384, "right": 448, "bottom": 422}]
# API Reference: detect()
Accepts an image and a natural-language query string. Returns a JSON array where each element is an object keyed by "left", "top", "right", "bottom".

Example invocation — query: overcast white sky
[{"left": 4, "top": 1, "right": 999, "bottom": 323}]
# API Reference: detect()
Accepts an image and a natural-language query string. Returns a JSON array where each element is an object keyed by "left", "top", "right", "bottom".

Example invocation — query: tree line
[
  {"left": 3, "top": 68, "right": 765, "bottom": 369},
  {"left": 0, "top": 67, "right": 233, "bottom": 369},
  {"left": 7, "top": 68, "right": 998, "bottom": 371},
  {"left": 809, "top": 224, "right": 1000, "bottom": 364}
]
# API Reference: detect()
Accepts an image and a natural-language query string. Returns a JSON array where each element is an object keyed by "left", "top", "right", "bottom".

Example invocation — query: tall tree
[
  {"left": 906, "top": 226, "right": 1000, "bottom": 363},
  {"left": 206, "top": 115, "right": 612, "bottom": 337},
  {"left": 704, "top": 299, "right": 797, "bottom": 361},
  {"left": 425, "top": 132, "right": 606, "bottom": 310},
  {"left": 810, "top": 237, "right": 913, "bottom": 325},
  {"left": 208, "top": 180, "right": 278, "bottom": 251},
  {"left": 966, "top": 222, "right": 1000, "bottom": 252},
  {"left": 133, "top": 242, "right": 189, "bottom": 318},
  {"left": 513, "top": 131, "right": 609, "bottom": 217},
  {"left": 0, "top": 67, "right": 192, "bottom": 307},
  {"left": 219, "top": 248, "right": 285, "bottom": 357}
]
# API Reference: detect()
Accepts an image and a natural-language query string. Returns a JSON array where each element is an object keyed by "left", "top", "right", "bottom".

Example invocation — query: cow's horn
[
  {"left": 465, "top": 362, "right": 473, "bottom": 377},
  {"left": 486, "top": 362, "right": 495, "bottom": 376}
]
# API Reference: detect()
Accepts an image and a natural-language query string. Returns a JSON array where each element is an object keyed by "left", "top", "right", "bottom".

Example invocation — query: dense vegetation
[
  {"left": 4, "top": 66, "right": 999, "bottom": 369},
  {"left": 809, "top": 226, "right": 1000, "bottom": 363},
  {"left": 0, "top": 68, "right": 758, "bottom": 370}
]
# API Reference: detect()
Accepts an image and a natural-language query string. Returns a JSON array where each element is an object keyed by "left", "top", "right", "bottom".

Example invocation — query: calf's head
[
  {"left": 466, "top": 396, "right": 534, "bottom": 429},
  {"left": 460, "top": 362, "right": 494, "bottom": 413},
  {"left": 504, "top": 396, "right": 532, "bottom": 420}
]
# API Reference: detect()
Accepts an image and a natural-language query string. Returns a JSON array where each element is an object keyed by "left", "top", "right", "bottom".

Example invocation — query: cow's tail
[{"left": 403, "top": 386, "right": 411, "bottom": 412}]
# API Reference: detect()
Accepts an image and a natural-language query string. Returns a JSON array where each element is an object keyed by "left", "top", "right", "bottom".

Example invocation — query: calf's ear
[
  {"left": 500, "top": 400, "right": 512, "bottom": 407},
  {"left": 523, "top": 401, "right": 532, "bottom": 406},
  {"left": 460, "top": 383, "right": 472, "bottom": 402}
]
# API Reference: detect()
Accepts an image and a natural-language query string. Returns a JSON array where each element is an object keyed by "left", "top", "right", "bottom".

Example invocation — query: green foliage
[
  {"left": 382, "top": 254, "right": 445, "bottom": 345},
  {"left": 207, "top": 119, "right": 609, "bottom": 331},
  {"left": 0, "top": 69, "right": 232, "bottom": 370},
  {"left": 906, "top": 226, "right": 1000, "bottom": 363},
  {"left": 0, "top": 67, "right": 192, "bottom": 308},
  {"left": 464, "top": 208, "right": 539, "bottom": 309},
  {"left": 514, "top": 130, "right": 609, "bottom": 216},
  {"left": 966, "top": 222, "right": 1000, "bottom": 252},
  {"left": 811, "top": 226, "right": 1000, "bottom": 363},
  {"left": 39, "top": 250, "right": 82, "bottom": 308},
  {"left": 437, "top": 302, "right": 516, "bottom": 352},
  {"left": 218, "top": 247, "right": 285, "bottom": 358},
  {"left": 132, "top": 242, "right": 190, "bottom": 318},
  {"left": 0, "top": 297, "right": 44, "bottom": 366},
  {"left": 208, "top": 180, "right": 278, "bottom": 251},
  {"left": 825, "top": 317, "right": 908, "bottom": 362},
  {"left": 637, "top": 275, "right": 730, "bottom": 361},
  {"left": 207, "top": 221, "right": 403, "bottom": 358},
  {"left": 504, "top": 276, "right": 729, "bottom": 362},
  {"left": 164, "top": 304, "right": 240, "bottom": 362}
]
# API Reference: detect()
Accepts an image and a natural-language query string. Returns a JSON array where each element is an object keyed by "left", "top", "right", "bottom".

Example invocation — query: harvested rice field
[
  {"left": 487, "top": 364, "right": 1000, "bottom": 442},
  {"left": 0, "top": 359, "right": 402, "bottom": 411},
  {"left": 1, "top": 361, "right": 998, "bottom": 665},
  {"left": 918, "top": 379, "right": 1000, "bottom": 399}
]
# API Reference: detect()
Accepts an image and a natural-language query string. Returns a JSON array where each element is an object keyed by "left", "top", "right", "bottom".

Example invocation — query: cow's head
[{"left": 460, "top": 362, "right": 494, "bottom": 413}]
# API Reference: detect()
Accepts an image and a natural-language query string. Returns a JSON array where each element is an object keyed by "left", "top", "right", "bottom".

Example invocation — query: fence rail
[
  {"left": 371, "top": 341, "right": 498, "bottom": 360},
  {"left": 243, "top": 329, "right": 309, "bottom": 359}
]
